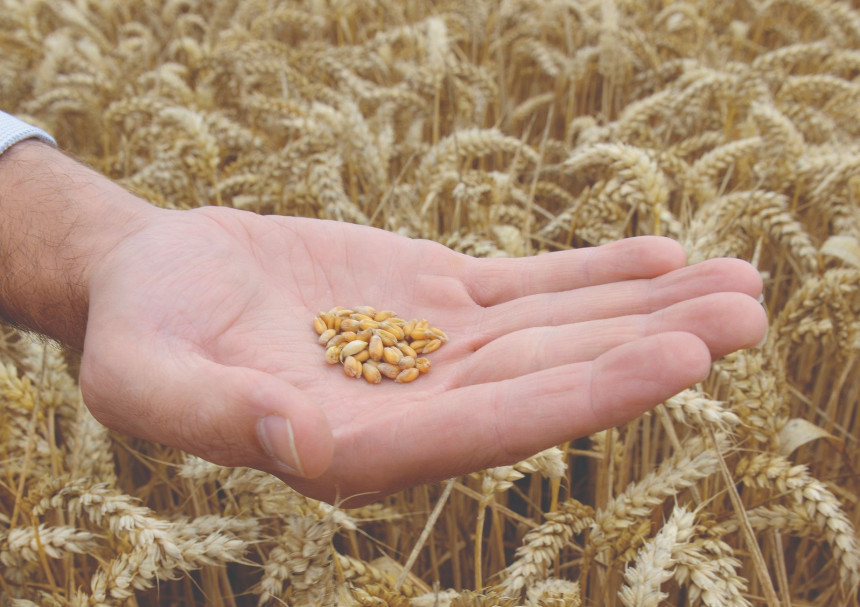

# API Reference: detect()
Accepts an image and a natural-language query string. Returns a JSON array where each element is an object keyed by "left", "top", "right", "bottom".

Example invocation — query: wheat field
[{"left": 2, "top": 0, "right": 860, "bottom": 605}]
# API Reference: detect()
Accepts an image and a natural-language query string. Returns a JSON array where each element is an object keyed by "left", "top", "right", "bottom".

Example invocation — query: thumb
[{"left": 81, "top": 350, "right": 334, "bottom": 479}]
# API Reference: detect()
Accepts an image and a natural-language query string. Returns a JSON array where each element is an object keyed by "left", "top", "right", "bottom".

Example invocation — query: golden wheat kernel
[
  {"left": 409, "top": 339, "right": 429, "bottom": 353},
  {"left": 340, "top": 340, "right": 368, "bottom": 360},
  {"left": 374, "top": 310, "right": 396, "bottom": 322},
  {"left": 332, "top": 307, "right": 353, "bottom": 317},
  {"left": 397, "top": 342, "right": 418, "bottom": 358},
  {"left": 383, "top": 346, "right": 403, "bottom": 365},
  {"left": 340, "top": 330, "right": 358, "bottom": 342},
  {"left": 416, "top": 357, "right": 431, "bottom": 373},
  {"left": 398, "top": 355, "right": 416, "bottom": 370},
  {"left": 318, "top": 328, "right": 337, "bottom": 345},
  {"left": 359, "top": 318, "right": 380, "bottom": 330},
  {"left": 395, "top": 368, "right": 420, "bottom": 383},
  {"left": 356, "top": 328, "right": 374, "bottom": 342},
  {"left": 333, "top": 316, "right": 343, "bottom": 332},
  {"left": 377, "top": 362, "right": 400, "bottom": 379},
  {"left": 384, "top": 316, "right": 407, "bottom": 327},
  {"left": 313, "top": 316, "right": 327, "bottom": 335},
  {"left": 423, "top": 338, "right": 442, "bottom": 354},
  {"left": 354, "top": 305, "right": 377, "bottom": 317},
  {"left": 375, "top": 328, "right": 398, "bottom": 346},
  {"left": 321, "top": 311, "right": 336, "bottom": 327},
  {"left": 326, "top": 334, "right": 346, "bottom": 349},
  {"left": 343, "top": 355, "right": 362, "bottom": 378},
  {"left": 353, "top": 349, "right": 370, "bottom": 363},
  {"left": 431, "top": 328, "right": 448, "bottom": 342},
  {"left": 369, "top": 334, "right": 383, "bottom": 361},
  {"left": 410, "top": 328, "right": 435, "bottom": 341},
  {"left": 328, "top": 306, "right": 348, "bottom": 314},
  {"left": 362, "top": 362, "right": 382, "bottom": 384},
  {"left": 380, "top": 322, "right": 405, "bottom": 340},
  {"left": 350, "top": 313, "right": 373, "bottom": 322},
  {"left": 340, "top": 318, "right": 361, "bottom": 332},
  {"left": 325, "top": 345, "right": 343, "bottom": 364},
  {"left": 403, "top": 319, "right": 417, "bottom": 338}
]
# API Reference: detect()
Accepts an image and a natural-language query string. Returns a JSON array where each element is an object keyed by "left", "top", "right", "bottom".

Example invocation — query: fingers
[
  {"left": 80, "top": 344, "right": 334, "bottom": 478},
  {"left": 299, "top": 332, "right": 712, "bottom": 500},
  {"left": 463, "top": 236, "right": 687, "bottom": 306},
  {"left": 457, "top": 292, "right": 767, "bottom": 384},
  {"left": 469, "top": 257, "right": 763, "bottom": 345},
  {"left": 435, "top": 332, "right": 712, "bottom": 469}
]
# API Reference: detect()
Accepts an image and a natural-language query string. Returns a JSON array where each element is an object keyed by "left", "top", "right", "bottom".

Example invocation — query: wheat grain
[
  {"left": 618, "top": 506, "right": 695, "bottom": 607},
  {"left": 587, "top": 435, "right": 725, "bottom": 561},
  {"left": 661, "top": 389, "right": 740, "bottom": 432},
  {"left": 315, "top": 308, "right": 446, "bottom": 383},
  {"left": 500, "top": 499, "right": 594, "bottom": 596},
  {"left": 672, "top": 516, "right": 751, "bottom": 607},
  {"left": 736, "top": 452, "right": 860, "bottom": 590}
]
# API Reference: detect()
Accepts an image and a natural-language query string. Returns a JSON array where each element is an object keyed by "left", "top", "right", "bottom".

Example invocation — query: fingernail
[
  {"left": 755, "top": 296, "right": 768, "bottom": 347},
  {"left": 257, "top": 415, "right": 305, "bottom": 477},
  {"left": 755, "top": 322, "right": 769, "bottom": 348}
]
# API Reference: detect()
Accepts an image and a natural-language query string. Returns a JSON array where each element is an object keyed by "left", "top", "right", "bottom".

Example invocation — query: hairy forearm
[{"left": 0, "top": 140, "right": 157, "bottom": 349}]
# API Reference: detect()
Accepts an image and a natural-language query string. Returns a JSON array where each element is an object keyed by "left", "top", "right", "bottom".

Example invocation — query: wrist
[{"left": 0, "top": 140, "right": 162, "bottom": 349}]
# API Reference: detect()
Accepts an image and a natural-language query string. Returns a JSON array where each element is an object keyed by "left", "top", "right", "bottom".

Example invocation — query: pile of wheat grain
[{"left": 1, "top": 0, "right": 859, "bottom": 605}]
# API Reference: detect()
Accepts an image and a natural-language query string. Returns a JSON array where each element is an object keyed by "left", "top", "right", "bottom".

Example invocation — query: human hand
[{"left": 80, "top": 206, "right": 766, "bottom": 504}]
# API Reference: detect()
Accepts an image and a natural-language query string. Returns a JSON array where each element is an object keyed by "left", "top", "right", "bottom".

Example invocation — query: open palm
[{"left": 81, "top": 206, "right": 766, "bottom": 504}]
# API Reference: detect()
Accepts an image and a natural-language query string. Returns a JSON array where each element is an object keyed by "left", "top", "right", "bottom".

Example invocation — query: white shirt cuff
[{"left": 0, "top": 111, "right": 58, "bottom": 155}]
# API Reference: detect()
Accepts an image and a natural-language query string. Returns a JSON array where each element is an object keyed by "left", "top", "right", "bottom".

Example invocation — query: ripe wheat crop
[{"left": 1, "top": 0, "right": 859, "bottom": 605}]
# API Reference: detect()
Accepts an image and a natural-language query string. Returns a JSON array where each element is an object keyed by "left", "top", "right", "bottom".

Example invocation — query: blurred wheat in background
[{"left": 1, "top": 0, "right": 860, "bottom": 605}]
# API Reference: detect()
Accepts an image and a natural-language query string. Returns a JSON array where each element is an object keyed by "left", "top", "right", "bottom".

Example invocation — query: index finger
[{"left": 462, "top": 236, "right": 687, "bottom": 307}]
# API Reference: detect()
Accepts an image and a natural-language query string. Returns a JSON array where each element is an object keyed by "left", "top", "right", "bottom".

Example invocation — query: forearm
[{"left": 0, "top": 139, "right": 158, "bottom": 349}]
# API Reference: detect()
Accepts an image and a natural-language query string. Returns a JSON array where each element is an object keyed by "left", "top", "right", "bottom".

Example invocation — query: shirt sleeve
[{"left": 0, "top": 111, "right": 58, "bottom": 155}]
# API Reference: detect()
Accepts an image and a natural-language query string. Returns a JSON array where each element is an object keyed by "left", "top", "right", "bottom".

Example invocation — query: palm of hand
[{"left": 81, "top": 206, "right": 765, "bottom": 503}]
